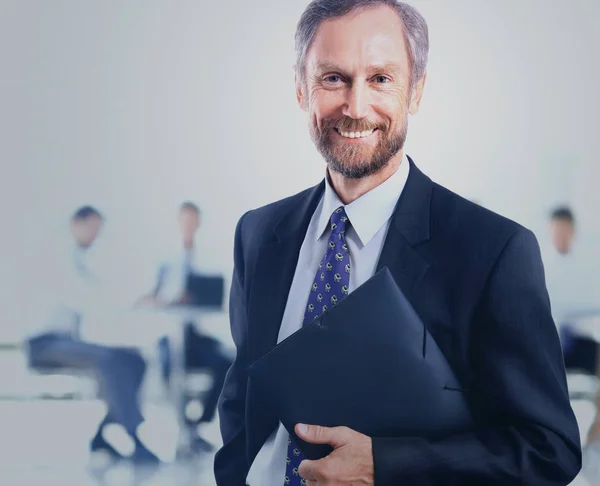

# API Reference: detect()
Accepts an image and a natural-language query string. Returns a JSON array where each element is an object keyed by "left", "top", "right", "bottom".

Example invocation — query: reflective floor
[
  {"left": 0, "top": 391, "right": 594, "bottom": 485},
  {"left": 0, "top": 399, "right": 220, "bottom": 485}
]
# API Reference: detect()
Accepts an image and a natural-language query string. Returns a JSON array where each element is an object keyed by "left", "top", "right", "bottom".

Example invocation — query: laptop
[{"left": 184, "top": 273, "right": 225, "bottom": 309}]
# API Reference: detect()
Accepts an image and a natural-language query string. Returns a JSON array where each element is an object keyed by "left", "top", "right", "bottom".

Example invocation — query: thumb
[{"left": 295, "top": 424, "right": 353, "bottom": 448}]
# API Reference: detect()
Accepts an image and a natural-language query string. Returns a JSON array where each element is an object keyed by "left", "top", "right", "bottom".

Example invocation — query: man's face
[
  {"left": 550, "top": 219, "right": 575, "bottom": 255},
  {"left": 179, "top": 208, "right": 200, "bottom": 240},
  {"left": 70, "top": 215, "right": 103, "bottom": 248},
  {"left": 297, "top": 5, "right": 425, "bottom": 179}
]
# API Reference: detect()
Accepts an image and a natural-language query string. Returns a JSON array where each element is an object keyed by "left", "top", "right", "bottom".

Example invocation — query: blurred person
[
  {"left": 543, "top": 207, "right": 600, "bottom": 479},
  {"left": 26, "top": 206, "right": 159, "bottom": 465},
  {"left": 139, "top": 202, "right": 203, "bottom": 307},
  {"left": 550, "top": 206, "right": 576, "bottom": 255},
  {"left": 138, "top": 201, "right": 232, "bottom": 453},
  {"left": 215, "top": 1, "right": 581, "bottom": 485},
  {"left": 544, "top": 206, "right": 599, "bottom": 374}
]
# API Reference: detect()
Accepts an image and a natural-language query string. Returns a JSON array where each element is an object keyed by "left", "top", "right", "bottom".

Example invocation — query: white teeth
[{"left": 338, "top": 129, "right": 375, "bottom": 139}]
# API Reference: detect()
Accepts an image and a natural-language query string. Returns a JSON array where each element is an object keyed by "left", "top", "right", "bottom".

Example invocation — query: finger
[
  {"left": 298, "top": 458, "right": 318, "bottom": 480},
  {"left": 296, "top": 423, "right": 354, "bottom": 448}
]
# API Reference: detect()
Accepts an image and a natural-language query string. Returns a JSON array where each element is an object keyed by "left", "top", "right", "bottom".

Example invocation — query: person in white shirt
[
  {"left": 543, "top": 206, "right": 599, "bottom": 374},
  {"left": 138, "top": 202, "right": 232, "bottom": 454},
  {"left": 26, "top": 206, "right": 159, "bottom": 465},
  {"left": 543, "top": 206, "right": 600, "bottom": 482}
]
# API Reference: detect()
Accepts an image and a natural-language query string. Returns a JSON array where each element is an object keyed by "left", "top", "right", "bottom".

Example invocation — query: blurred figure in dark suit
[
  {"left": 26, "top": 206, "right": 159, "bottom": 465},
  {"left": 138, "top": 202, "right": 232, "bottom": 453}
]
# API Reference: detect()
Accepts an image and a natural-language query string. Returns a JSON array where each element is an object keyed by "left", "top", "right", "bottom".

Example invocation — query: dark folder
[{"left": 248, "top": 267, "right": 474, "bottom": 460}]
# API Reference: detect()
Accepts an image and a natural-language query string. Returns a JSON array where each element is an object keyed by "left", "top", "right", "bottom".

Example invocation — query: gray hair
[{"left": 295, "top": 0, "right": 429, "bottom": 89}]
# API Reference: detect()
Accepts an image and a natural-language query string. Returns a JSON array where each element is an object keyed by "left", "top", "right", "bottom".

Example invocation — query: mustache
[{"left": 321, "top": 117, "right": 385, "bottom": 133}]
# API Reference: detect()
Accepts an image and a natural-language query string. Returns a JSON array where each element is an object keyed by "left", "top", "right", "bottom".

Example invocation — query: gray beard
[{"left": 312, "top": 117, "right": 408, "bottom": 179}]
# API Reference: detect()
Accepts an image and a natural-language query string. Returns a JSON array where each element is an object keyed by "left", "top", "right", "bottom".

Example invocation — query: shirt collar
[{"left": 316, "top": 154, "right": 410, "bottom": 246}]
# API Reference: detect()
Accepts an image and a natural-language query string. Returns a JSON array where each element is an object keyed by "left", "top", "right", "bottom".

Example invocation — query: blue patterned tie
[{"left": 283, "top": 206, "right": 351, "bottom": 486}]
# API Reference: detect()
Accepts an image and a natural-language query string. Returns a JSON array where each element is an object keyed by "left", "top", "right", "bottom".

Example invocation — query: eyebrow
[{"left": 315, "top": 62, "right": 401, "bottom": 75}]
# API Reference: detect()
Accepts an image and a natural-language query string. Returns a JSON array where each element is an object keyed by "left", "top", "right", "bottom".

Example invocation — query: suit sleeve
[
  {"left": 372, "top": 228, "right": 582, "bottom": 485},
  {"left": 214, "top": 212, "right": 252, "bottom": 486}
]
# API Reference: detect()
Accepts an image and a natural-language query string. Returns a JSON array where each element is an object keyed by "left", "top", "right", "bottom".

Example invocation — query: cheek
[
  {"left": 381, "top": 92, "right": 408, "bottom": 126},
  {"left": 370, "top": 88, "right": 410, "bottom": 127},
  {"left": 309, "top": 90, "right": 344, "bottom": 123},
  {"left": 377, "top": 102, "right": 407, "bottom": 130}
]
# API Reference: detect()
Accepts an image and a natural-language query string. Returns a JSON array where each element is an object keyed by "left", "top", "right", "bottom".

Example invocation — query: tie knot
[{"left": 330, "top": 206, "right": 349, "bottom": 234}]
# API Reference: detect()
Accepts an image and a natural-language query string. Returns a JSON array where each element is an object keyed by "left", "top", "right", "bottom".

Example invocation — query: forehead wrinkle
[{"left": 314, "top": 60, "right": 402, "bottom": 75}]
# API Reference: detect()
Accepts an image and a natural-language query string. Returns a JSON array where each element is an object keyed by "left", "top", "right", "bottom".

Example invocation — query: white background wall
[{"left": 1, "top": 0, "right": 599, "bottom": 328}]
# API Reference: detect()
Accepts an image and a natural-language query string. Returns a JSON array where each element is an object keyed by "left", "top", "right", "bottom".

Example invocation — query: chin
[{"left": 327, "top": 157, "right": 391, "bottom": 180}]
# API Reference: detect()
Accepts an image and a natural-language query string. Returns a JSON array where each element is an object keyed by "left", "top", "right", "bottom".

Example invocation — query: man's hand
[{"left": 295, "top": 424, "right": 374, "bottom": 485}]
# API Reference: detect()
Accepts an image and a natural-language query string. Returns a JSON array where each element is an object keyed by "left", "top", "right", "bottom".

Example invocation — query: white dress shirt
[
  {"left": 541, "top": 242, "right": 600, "bottom": 331},
  {"left": 153, "top": 240, "right": 223, "bottom": 303},
  {"left": 154, "top": 246, "right": 200, "bottom": 303},
  {"left": 246, "top": 155, "right": 410, "bottom": 486},
  {"left": 31, "top": 243, "right": 111, "bottom": 337}
]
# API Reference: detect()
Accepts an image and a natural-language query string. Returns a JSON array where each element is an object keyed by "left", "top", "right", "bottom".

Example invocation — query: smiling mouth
[{"left": 334, "top": 128, "right": 378, "bottom": 139}]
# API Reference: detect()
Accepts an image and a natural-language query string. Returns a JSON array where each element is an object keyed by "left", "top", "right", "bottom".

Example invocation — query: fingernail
[{"left": 298, "top": 424, "right": 308, "bottom": 435}]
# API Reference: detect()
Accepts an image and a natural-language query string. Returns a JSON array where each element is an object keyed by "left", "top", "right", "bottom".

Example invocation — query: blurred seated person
[
  {"left": 137, "top": 201, "right": 232, "bottom": 452},
  {"left": 26, "top": 206, "right": 159, "bottom": 465},
  {"left": 544, "top": 206, "right": 599, "bottom": 374},
  {"left": 543, "top": 206, "right": 600, "bottom": 451}
]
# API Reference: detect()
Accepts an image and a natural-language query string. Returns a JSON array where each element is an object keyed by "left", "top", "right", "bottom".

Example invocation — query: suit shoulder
[
  {"left": 237, "top": 185, "right": 319, "bottom": 243},
  {"left": 430, "top": 183, "right": 528, "bottom": 250}
]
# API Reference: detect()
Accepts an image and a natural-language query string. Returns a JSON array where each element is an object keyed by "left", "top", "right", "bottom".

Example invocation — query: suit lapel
[
  {"left": 246, "top": 182, "right": 325, "bottom": 461},
  {"left": 247, "top": 181, "right": 325, "bottom": 364},
  {"left": 377, "top": 157, "right": 433, "bottom": 297}
]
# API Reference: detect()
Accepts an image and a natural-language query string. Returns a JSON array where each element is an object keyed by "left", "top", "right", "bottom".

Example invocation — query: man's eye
[
  {"left": 375, "top": 76, "right": 390, "bottom": 83},
  {"left": 324, "top": 75, "right": 341, "bottom": 83}
]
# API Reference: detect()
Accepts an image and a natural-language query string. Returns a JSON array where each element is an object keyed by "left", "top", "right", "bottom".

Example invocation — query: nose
[{"left": 342, "top": 80, "right": 369, "bottom": 120}]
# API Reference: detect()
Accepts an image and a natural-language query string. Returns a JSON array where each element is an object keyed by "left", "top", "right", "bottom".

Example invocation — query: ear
[
  {"left": 408, "top": 72, "right": 427, "bottom": 115},
  {"left": 295, "top": 69, "right": 308, "bottom": 111}
]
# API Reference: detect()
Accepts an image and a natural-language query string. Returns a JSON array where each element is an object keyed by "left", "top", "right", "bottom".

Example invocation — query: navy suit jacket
[{"left": 215, "top": 158, "right": 581, "bottom": 485}]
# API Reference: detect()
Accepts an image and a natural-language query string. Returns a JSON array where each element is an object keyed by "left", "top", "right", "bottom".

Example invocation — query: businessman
[
  {"left": 215, "top": 1, "right": 581, "bottom": 485},
  {"left": 27, "top": 206, "right": 158, "bottom": 465},
  {"left": 139, "top": 201, "right": 232, "bottom": 452},
  {"left": 543, "top": 206, "right": 599, "bottom": 375}
]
